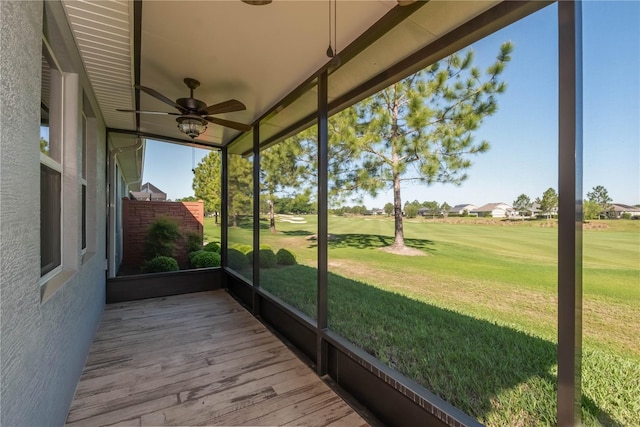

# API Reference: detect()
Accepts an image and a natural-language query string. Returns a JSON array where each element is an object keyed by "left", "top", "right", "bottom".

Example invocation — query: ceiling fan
[{"left": 117, "top": 78, "right": 252, "bottom": 138}]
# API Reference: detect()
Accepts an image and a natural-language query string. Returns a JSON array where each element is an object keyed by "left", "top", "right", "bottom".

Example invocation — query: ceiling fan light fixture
[{"left": 176, "top": 115, "right": 207, "bottom": 138}]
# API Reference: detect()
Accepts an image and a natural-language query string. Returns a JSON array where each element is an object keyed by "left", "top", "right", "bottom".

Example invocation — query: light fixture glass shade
[{"left": 176, "top": 116, "right": 207, "bottom": 138}]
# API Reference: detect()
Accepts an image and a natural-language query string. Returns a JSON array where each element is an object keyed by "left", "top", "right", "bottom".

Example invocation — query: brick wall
[{"left": 121, "top": 199, "right": 204, "bottom": 270}]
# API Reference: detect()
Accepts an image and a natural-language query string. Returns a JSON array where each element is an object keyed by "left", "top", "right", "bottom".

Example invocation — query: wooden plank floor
[{"left": 66, "top": 290, "right": 368, "bottom": 427}]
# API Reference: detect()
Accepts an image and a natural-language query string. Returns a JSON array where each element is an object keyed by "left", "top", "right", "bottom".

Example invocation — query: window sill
[
  {"left": 81, "top": 250, "right": 95, "bottom": 266},
  {"left": 40, "top": 269, "right": 75, "bottom": 304}
]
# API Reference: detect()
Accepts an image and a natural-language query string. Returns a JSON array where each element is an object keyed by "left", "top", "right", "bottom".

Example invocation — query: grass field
[{"left": 204, "top": 215, "right": 640, "bottom": 426}]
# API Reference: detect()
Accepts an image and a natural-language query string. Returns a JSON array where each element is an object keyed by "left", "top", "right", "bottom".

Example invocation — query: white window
[
  {"left": 40, "top": 43, "right": 63, "bottom": 280},
  {"left": 81, "top": 112, "right": 87, "bottom": 253}
]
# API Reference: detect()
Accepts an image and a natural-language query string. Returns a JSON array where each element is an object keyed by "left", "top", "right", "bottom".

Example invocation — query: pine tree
[
  {"left": 290, "top": 112, "right": 362, "bottom": 206},
  {"left": 586, "top": 185, "right": 612, "bottom": 214},
  {"left": 513, "top": 193, "right": 532, "bottom": 217},
  {"left": 536, "top": 188, "right": 558, "bottom": 219},
  {"left": 192, "top": 151, "right": 253, "bottom": 227},
  {"left": 384, "top": 202, "right": 394, "bottom": 216},
  {"left": 261, "top": 138, "right": 304, "bottom": 232},
  {"left": 332, "top": 42, "right": 514, "bottom": 250},
  {"left": 440, "top": 202, "right": 451, "bottom": 217},
  {"left": 228, "top": 155, "right": 253, "bottom": 227}
]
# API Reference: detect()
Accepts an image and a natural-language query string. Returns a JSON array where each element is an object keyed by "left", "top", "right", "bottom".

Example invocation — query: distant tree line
[
  {"left": 262, "top": 192, "right": 316, "bottom": 216},
  {"left": 513, "top": 185, "right": 622, "bottom": 220}
]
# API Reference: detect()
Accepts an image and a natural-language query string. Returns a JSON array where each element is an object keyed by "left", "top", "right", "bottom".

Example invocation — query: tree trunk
[
  {"left": 269, "top": 198, "right": 276, "bottom": 233},
  {"left": 391, "top": 97, "right": 405, "bottom": 249},
  {"left": 233, "top": 212, "right": 238, "bottom": 227},
  {"left": 214, "top": 211, "right": 218, "bottom": 225},
  {"left": 392, "top": 170, "right": 405, "bottom": 248}
]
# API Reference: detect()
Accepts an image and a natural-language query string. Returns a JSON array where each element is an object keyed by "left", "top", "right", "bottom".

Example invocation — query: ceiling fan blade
[
  {"left": 205, "top": 117, "right": 252, "bottom": 132},
  {"left": 204, "top": 99, "right": 246, "bottom": 115},
  {"left": 117, "top": 109, "right": 179, "bottom": 115},
  {"left": 135, "top": 85, "right": 187, "bottom": 112}
]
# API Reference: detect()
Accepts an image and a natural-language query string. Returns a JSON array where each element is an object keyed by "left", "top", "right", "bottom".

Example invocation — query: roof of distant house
[
  {"left": 449, "top": 203, "right": 477, "bottom": 211},
  {"left": 141, "top": 182, "right": 166, "bottom": 195},
  {"left": 471, "top": 202, "right": 513, "bottom": 212},
  {"left": 129, "top": 191, "right": 151, "bottom": 201},
  {"left": 609, "top": 203, "right": 640, "bottom": 212}
]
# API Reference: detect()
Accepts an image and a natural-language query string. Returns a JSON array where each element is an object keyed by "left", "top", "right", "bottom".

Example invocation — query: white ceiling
[
  {"left": 62, "top": 0, "right": 541, "bottom": 158},
  {"left": 63, "top": 0, "right": 135, "bottom": 131}
]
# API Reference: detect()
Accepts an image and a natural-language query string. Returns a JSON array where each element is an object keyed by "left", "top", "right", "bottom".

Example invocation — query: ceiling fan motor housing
[{"left": 177, "top": 97, "right": 207, "bottom": 114}]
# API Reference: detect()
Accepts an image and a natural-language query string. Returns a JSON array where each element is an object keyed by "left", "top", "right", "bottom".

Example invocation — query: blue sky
[{"left": 143, "top": 2, "right": 639, "bottom": 207}]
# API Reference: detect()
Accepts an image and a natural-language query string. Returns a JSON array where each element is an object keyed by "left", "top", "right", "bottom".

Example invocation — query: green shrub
[
  {"left": 230, "top": 243, "right": 252, "bottom": 254},
  {"left": 276, "top": 248, "right": 297, "bottom": 265},
  {"left": 246, "top": 250, "right": 254, "bottom": 265},
  {"left": 188, "top": 250, "right": 199, "bottom": 267},
  {"left": 203, "top": 241, "right": 221, "bottom": 253},
  {"left": 142, "top": 256, "right": 179, "bottom": 273},
  {"left": 622, "top": 213, "right": 631, "bottom": 220},
  {"left": 144, "top": 217, "right": 181, "bottom": 260},
  {"left": 259, "top": 248, "right": 276, "bottom": 268},
  {"left": 189, "top": 250, "right": 221, "bottom": 268},
  {"left": 185, "top": 231, "right": 202, "bottom": 253},
  {"left": 228, "top": 248, "right": 248, "bottom": 270},
  {"left": 260, "top": 244, "right": 272, "bottom": 250}
]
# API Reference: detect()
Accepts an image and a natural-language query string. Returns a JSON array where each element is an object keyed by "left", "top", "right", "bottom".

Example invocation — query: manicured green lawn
[{"left": 205, "top": 215, "right": 640, "bottom": 426}]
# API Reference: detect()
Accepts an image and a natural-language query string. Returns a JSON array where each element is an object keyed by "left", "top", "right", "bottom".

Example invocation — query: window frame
[
  {"left": 40, "top": 163, "right": 62, "bottom": 278},
  {"left": 40, "top": 40, "right": 64, "bottom": 283},
  {"left": 80, "top": 111, "right": 87, "bottom": 254}
]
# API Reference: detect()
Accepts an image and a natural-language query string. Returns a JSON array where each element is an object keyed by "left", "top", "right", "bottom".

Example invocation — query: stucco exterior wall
[{"left": 0, "top": 1, "right": 107, "bottom": 425}]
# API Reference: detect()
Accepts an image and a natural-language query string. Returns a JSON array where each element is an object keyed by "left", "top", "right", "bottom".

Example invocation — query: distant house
[
  {"left": 417, "top": 207, "right": 440, "bottom": 217},
  {"left": 371, "top": 208, "right": 385, "bottom": 215},
  {"left": 605, "top": 203, "right": 640, "bottom": 218},
  {"left": 512, "top": 202, "right": 553, "bottom": 219},
  {"left": 129, "top": 191, "right": 150, "bottom": 201},
  {"left": 448, "top": 204, "right": 478, "bottom": 216},
  {"left": 518, "top": 202, "right": 539, "bottom": 217},
  {"left": 470, "top": 202, "right": 514, "bottom": 218},
  {"left": 130, "top": 182, "right": 167, "bottom": 201}
]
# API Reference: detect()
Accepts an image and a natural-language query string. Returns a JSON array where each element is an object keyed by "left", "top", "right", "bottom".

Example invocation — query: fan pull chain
[
  {"left": 326, "top": 0, "right": 340, "bottom": 66},
  {"left": 334, "top": 0, "right": 337, "bottom": 55},
  {"left": 327, "top": 0, "right": 333, "bottom": 58}
]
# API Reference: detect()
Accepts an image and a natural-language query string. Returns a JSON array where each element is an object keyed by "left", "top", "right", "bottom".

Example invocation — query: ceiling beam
[{"left": 107, "top": 128, "right": 222, "bottom": 151}]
